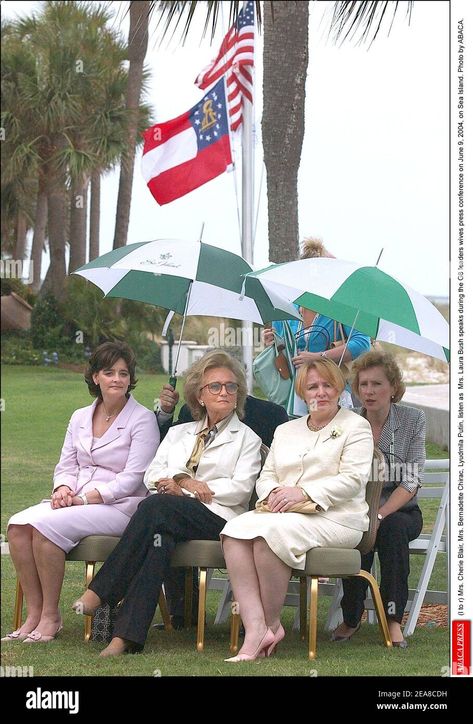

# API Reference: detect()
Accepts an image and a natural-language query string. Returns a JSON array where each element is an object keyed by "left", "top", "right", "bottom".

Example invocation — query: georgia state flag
[{"left": 142, "top": 77, "right": 234, "bottom": 206}]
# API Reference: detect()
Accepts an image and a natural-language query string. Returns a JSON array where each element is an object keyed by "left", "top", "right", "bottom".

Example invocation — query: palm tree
[
  {"left": 148, "top": 1, "right": 413, "bottom": 262},
  {"left": 113, "top": 1, "right": 150, "bottom": 249},
  {"left": 262, "top": 1, "right": 308, "bottom": 262},
  {"left": 2, "top": 2, "right": 140, "bottom": 298}
]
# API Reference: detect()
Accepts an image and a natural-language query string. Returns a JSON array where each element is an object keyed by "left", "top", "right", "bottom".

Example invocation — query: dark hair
[{"left": 84, "top": 341, "right": 137, "bottom": 399}]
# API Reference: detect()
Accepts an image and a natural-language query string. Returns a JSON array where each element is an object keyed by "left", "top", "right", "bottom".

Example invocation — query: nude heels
[
  {"left": 1, "top": 628, "right": 33, "bottom": 642},
  {"left": 72, "top": 591, "right": 101, "bottom": 617},
  {"left": 265, "top": 623, "right": 285, "bottom": 657},
  {"left": 224, "top": 627, "right": 275, "bottom": 662},
  {"left": 23, "top": 623, "right": 63, "bottom": 643}
]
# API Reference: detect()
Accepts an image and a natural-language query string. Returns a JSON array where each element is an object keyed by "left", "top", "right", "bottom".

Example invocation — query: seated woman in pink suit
[{"left": 2, "top": 341, "right": 159, "bottom": 644}]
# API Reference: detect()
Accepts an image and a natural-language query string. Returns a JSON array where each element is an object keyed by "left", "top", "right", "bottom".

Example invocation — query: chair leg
[
  {"left": 13, "top": 579, "right": 24, "bottom": 630},
  {"left": 308, "top": 576, "right": 318, "bottom": 660},
  {"left": 158, "top": 589, "right": 173, "bottom": 631},
  {"left": 83, "top": 562, "right": 95, "bottom": 642},
  {"left": 196, "top": 568, "right": 208, "bottom": 652},
  {"left": 230, "top": 609, "right": 240, "bottom": 653},
  {"left": 184, "top": 568, "right": 193, "bottom": 628},
  {"left": 299, "top": 577, "right": 307, "bottom": 641},
  {"left": 357, "top": 570, "right": 392, "bottom": 648}
]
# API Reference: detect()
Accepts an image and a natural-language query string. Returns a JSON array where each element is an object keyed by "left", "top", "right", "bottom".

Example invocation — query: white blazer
[
  {"left": 256, "top": 407, "right": 374, "bottom": 531},
  {"left": 144, "top": 413, "right": 262, "bottom": 522}
]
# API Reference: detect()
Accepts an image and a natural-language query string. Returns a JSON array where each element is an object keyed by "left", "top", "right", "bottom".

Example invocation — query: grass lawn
[{"left": 1, "top": 366, "right": 449, "bottom": 678}]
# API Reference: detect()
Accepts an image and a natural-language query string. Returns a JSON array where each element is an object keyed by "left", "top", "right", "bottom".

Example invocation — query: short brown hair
[
  {"left": 295, "top": 358, "right": 346, "bottom": 398},
  {"left": 183, "top": 350, "right": 247, "bottom": 420},
  {"left": 84, "top": 341, "right": 137, "bottom": 398},
  {"left": 351, "top": 349, "right": 405, "bottom": 403}
]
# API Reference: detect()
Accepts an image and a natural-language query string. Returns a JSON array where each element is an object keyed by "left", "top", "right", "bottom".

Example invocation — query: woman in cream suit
[
  {"left": 221, "top": 359, "right": 374, "bottom": 662},
  {"left": 331, "top": 350, "right": 425, "bottom": 648},
  {"left": 73, "top": 350, "right": 262, "bottom": 656},
  {"left": 3, "top": 342, "right": 159, "bottom": 644}
]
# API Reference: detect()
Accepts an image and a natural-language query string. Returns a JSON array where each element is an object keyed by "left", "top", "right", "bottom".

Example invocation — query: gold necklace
[{"left": 102, "top": 404, "right": 119, "bottom": 422}]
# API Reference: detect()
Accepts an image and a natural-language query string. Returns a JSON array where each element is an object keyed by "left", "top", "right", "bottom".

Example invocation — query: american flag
[{"left": 195, "top": 1, "right": 254, "bottom": 131}]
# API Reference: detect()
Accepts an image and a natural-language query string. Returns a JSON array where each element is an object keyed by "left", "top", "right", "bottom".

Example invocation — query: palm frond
[
  {"left": 330, "top": 1, "right": 414, "bottom": 47},
  {"left": 150, "top": 1, "right": 262, "bottom": 44}
]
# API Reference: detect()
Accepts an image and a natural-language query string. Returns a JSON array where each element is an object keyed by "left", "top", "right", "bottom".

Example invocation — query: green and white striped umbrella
[
  {"left": 246, "top": 258, "right": 449, "bottom": 362},
  {"left": 73, "top": 239, "right": 300, "bottom": 325}
]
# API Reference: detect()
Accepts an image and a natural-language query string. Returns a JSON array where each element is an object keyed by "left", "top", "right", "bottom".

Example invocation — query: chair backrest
[{"left": 356, "top": 448, "right": 385, "bottom": 555}]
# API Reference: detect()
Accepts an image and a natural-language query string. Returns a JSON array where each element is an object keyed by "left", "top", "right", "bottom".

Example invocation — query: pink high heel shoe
[
  {"left": 23, "top": 623, "right": 63, "bottom": 643},
  {"left": 224, "top": 628, "right": 275, "bottom": 662},
  {"left": 265, "top": 624, "right": 285, "bottom": 657},
  {"left": 1, "top": 628, "right": 33, "bottom": 642}
]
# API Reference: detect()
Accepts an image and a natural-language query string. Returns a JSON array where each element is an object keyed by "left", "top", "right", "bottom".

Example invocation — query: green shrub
[
  {"left": 0, "top": 277, "right": 36, "bottom": 306},
  {"left": 125, "top": 330, "right": 164, "bottom": 374},
  {"left": 30, "top": 292, "right": 70, "bottom": 350},
  {"left": 1, "top": 331, "right": 43, "bottom": 365}
]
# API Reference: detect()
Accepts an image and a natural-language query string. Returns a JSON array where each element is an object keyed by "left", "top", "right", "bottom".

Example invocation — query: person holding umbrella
[
  {"left": 262, "top": 238, "right": 370, "bottom": 411},
  {"left": 331, "top": 349, "right": 425, "bottom": 648},
  {"left": 72, "top": 350, "right": 262, "bottom": 655}
]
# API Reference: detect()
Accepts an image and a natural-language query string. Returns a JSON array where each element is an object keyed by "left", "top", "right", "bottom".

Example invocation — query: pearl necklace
[{"left": 307, "top": 418, "right": 328, "bottom": 432}]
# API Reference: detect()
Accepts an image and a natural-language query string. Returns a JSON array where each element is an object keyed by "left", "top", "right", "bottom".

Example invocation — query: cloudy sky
[{"left": 3, "top": 0, "right": 455, "bottom": 296}]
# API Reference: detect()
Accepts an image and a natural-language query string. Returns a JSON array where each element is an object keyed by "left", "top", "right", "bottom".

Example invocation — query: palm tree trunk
[
  {"left": 69, "top": 173, "right": 89, "bottom": 272},
  {"left": 262, "top": 0, "right": 309, "bottom": 262},
  {"left": 113, "top": 0, "right": 149, "bottom": 249},
  {"left": 31, "top": 188, "right": 48, "bottom": 292},
  {"left": 42, "top": 183, "right": 67, "bottom": 300},
  {"left": 89, "top": 169, "right": 101, "bottom": 261},
  {"left": 14, "top": 210, "right": 27, "bottom": 262}
]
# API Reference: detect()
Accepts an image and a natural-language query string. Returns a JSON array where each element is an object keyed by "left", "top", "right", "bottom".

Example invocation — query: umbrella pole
[
  {"left": 172, "top": 286, "right": 192, "bottom": 379},
  {"left": 338, "top": 310, "right": 360, "bottom": 368}
]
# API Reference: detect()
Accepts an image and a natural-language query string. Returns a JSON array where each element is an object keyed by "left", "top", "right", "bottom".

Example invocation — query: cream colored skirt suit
[{"left": 221, "top": 407, "right": 374, "bottom": 569}]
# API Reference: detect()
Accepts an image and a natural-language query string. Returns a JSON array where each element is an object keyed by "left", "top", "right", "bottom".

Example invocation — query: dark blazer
[{"left": 157, "top": 395, "right": 288, "bottom": 448}]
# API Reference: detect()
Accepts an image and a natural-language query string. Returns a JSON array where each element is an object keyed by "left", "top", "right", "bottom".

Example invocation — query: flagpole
[{"left": 241, "top": 63, "right": 255, "bottom": 393}]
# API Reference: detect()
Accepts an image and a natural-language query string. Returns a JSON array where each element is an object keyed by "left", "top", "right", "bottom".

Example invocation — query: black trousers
[
  {"left": 163, "top": 568, "right": 199, "bottom": 621},
  {"left": 341, "top": 507, "right": 423, "bottom": 626},
  {"left": 89, "top": 495, "right": 227, "bottom": 647}
]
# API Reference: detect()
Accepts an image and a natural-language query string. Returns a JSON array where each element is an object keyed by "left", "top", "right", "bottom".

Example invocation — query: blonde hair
[
  {"left": 183, "top": 350, "right": 247, "bottom": 420},
  {"left": 295, "top": 359, "right": 346, "bottom": 399},
  {"left": 300, "top": 237, "right": 334, "bottom": 259},
  {"left": 351, "top": 349, "right": 406, "bottom": 403}
]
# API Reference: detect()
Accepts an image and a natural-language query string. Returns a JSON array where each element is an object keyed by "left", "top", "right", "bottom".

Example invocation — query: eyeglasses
[{"left": 200, "top": 382, "right": 239, "bottom": 395}]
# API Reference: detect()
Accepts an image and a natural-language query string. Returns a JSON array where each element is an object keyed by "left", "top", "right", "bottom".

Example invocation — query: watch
[
  {"left": 79, "top": 493, "right": 89, "bottom": 505},
  {"left": 377, "top": 513, "right": 384, "bottom": 521}
]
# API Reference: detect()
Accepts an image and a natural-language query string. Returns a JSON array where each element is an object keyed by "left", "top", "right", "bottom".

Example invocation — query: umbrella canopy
[
  {"left": 245, "top": 258, "right": 449, "bottom": 362},
  {"left": 73, "top": 239, "right": 300, "bottom": 325}
]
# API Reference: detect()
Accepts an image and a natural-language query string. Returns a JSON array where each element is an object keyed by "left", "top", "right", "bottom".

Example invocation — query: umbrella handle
[{"left": 169, "top": 376, "right": 177, "bottom": 389}]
